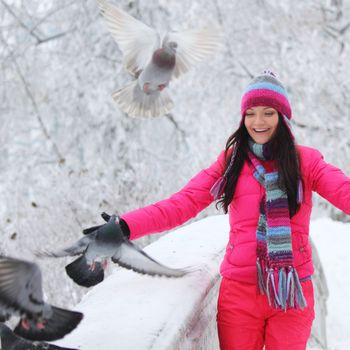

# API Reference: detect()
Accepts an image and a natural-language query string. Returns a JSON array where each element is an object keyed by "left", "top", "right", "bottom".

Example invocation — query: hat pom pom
[{"left": 262, "top": 69, "right": 276, "bottom": 77}]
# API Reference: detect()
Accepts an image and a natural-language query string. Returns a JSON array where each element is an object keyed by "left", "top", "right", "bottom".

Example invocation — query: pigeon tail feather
[
  {"left": 0, "top": 323, "right": 79, "bottom": 349},
  {"left": 14, "top": 306, "right": 83, "bottom": 342},
  {"left": 112, "top": 81, "right": 174, "bottom": 118},
  {"left": 65, "top": 256, "right": 104, "bottom": 287}
]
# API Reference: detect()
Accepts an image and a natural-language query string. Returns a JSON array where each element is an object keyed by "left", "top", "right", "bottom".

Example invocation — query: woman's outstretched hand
[{"left": 83, "top": 212, "right": 130, "bottom": 239}]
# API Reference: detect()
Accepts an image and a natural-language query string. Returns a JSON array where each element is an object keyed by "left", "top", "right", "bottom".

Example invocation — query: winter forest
[{"left": 1, "top": 0, "right": 350, "bottom": 340}]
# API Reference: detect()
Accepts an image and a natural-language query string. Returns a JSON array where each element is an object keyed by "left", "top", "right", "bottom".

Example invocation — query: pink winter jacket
[{"left": 121, "top": 145, "right": 350, "bottom": 284}]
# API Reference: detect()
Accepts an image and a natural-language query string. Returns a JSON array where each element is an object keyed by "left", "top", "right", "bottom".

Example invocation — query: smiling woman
[{"left": 244, "top": 106, "right": 279, "bottom": 144}]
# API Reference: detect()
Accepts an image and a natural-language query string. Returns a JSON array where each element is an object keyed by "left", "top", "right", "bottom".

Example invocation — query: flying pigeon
[
  {"left": 97, "top": 0, "right": 223, "bottom": 118},
  {"left": 37, "top": 214, "right": 190, "bottom": 287},
  {"left": 0, "top": 323, "right": 78, "bottom": 350},
  {"left": 0, "top": 256, "right": 83, "bottom": 342}
]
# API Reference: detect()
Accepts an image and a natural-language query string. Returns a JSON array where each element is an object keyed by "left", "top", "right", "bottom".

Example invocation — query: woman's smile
[{"left": 244, "top": 106, "right": 279, "bottom": 144}]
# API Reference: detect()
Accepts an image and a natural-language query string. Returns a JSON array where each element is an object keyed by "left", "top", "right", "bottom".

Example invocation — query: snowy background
[
  {"left": 310, "top": 218, "right": 350, "bottom": 350},
  {"left": 1, "top": 0, "right": 350, "bottom": 348}
]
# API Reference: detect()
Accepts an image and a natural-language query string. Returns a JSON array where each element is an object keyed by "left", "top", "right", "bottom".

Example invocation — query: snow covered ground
[
  {"left": 310, "top": 218, "right": 350, "bottom": 350},
  {"left": 54, "top": 216, "right": 350, "bottom": 350}
]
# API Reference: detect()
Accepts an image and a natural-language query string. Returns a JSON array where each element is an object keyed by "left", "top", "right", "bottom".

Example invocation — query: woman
[{"left": 106, "top": 71, "right": 350, "bottom": 349}]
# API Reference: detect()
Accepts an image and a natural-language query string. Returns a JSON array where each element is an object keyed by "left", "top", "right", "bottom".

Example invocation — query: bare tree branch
[
  {"left": 212, "top": 0, "right": 254, "bottom": 79},
  {"left": 1, "top": 0, "right": 42, "bottom": 42},
  {"left": 165, "top": 113, "right": 186, "bottom": 138},
  {"left": 36, "top": 30, "right": 74, "bottom": 45},
  {"left": 291, "top": 120, "right": 345, "bottom": 133},
  {"left": 326, "top": 21, "right": 350, "bottom": 35},
  {"left": 1, "top": 0, "right": 73, "bottom": 46},
  {"left": 30, "top": 2, "right": 76, "bottom": 32},
  {"left": 0, "top": 34, "right": 65, "bottom": 164}
]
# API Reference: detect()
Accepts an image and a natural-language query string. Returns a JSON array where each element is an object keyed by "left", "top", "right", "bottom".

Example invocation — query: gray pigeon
[
  {"left": 0, "top": 308, "right": 10, "bottom": 322},
  {"left": 0, "top": 323, "right": 78, "bottom": 350},
  {"left": 97, "top": 0, "right": 223, "bottom": 118},
  {"left": 0, "top": 257, "right": 83, "bottom": 342},
  {"left": 37, "top": 215, "right": 190, "bottom": 287}
]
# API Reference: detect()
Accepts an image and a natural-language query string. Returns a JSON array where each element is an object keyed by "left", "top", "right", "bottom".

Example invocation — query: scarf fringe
[
  {"left": 256, "top": 258, "right": 266, "bottom": 294},
  {"left": 257, "top": 260, "right": 307, "bottom": 310}
]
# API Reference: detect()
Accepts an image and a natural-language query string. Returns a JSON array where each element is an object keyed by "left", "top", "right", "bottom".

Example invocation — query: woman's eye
[
  {"left": 265, "top": 112, "right": 274, "bottom": 116},
  {"left": 245, "top": 113, "right": 254, "bottom": 117}
]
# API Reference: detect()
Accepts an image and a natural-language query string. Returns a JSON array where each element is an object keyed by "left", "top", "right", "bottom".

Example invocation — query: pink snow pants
[{"left": 217, "top": 278, "right": 315, "bottom": 350}]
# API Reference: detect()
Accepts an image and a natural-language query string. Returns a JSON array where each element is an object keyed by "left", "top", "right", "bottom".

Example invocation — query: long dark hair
[{"left": 217, "top": 113, "right": 302, "bottom": 217}]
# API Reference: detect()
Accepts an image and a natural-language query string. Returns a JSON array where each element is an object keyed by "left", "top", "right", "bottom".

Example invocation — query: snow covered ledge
[{"left": 55, "top": 215, "right": 328, "bottom": 350}]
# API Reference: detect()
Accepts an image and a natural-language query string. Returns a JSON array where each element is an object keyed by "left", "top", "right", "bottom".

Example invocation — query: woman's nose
[{"left": 253, "top": 114, "right": 264, "bottom": 124}]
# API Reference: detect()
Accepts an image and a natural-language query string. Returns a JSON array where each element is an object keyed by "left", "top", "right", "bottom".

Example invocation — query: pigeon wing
[
  {"left": 0, "top": 257, "right": 44, "bottom": 315},
  {"left": 0, "top": 323, "right": 24, "bottom": 350},
  {"left": 36, "top": 234, "right": 95, "bottom": 258},
  {"left": 97, "top": 0, "right": 160, "bottom": 75},
  {"left": 111, "top": 241, "right": 188, "bottom": 278},
  {"left": 164, "top": 28, "right": 223, "bottom": 79}
]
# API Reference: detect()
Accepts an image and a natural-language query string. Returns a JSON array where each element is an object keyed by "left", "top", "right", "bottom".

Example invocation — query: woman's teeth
[{"left": 253, "top": 128, "right": 269, "bottom": 133}]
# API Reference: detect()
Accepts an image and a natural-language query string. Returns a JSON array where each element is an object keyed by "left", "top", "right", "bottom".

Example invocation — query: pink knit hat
[
  {"left": 241, "top": 71, "right": 292, "bottom": 120},
  {"left": 240, "top": 71, "right": 294, "bottom": 136}
]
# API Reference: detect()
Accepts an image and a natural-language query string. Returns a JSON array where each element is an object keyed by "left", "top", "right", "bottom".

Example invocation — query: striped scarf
[
  {"left": 210, "top": 140, "right": 307, "bottom": 310},
  {"left": 248, "top": 139, "right": 306, "bottom": 309}
]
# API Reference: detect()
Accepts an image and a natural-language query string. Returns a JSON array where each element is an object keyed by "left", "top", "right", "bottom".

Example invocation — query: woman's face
[{"left": 244, "top": 106, "right": 279, "bottom": 144}]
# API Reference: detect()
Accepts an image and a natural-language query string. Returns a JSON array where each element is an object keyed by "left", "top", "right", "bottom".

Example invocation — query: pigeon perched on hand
[
  {"left": 0, "top": 256, "right": 83, "bottom": 342},
  {"left": 97, "top": 0, "right": 223, "bottom": 118},
  {"left": 37, "top": 214, "right": 190, "bottom": 287},
  {"left": 0, "top": 323, "right": 78, "bottom": 350}
]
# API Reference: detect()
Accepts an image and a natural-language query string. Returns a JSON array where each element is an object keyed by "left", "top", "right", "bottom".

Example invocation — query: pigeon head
[
  {"left": 165, "top": 41, "right": 177, "bottom": 52},
  {"left": 152, "top": 48, "right": 176, "bottom": 69}
]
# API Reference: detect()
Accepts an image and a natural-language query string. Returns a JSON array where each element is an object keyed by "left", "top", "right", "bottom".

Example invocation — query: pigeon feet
[
  {"left": 36, "top": 320, "right": 45, "bottom": 330},
  {"left": 89, "top": 261, "right": 96, "bottom": 271},
  {"left": 143, "top": 83, "right": 150, "bottom": 94},
  {"left": 21, "top": 319, "right": 30, "bottom": 330},
  {"left": 102, "top": 259, "right": 108, "bottom": 270}
]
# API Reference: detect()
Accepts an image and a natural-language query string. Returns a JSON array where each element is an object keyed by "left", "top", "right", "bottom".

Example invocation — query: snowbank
[
  {"left": 310, "top": 218, "right": 350, "bottom": 350},
  {"left": 55, "top": 215, "right": 329, "bottom": 349}
]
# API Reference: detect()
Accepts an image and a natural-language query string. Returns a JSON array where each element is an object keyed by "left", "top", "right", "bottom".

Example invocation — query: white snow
[
  {"left": 54, "top": 215, "right": 350, "bottom": 350},
  {"left": 310, "top": 218, "right": 350, "bottom": 350}
]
